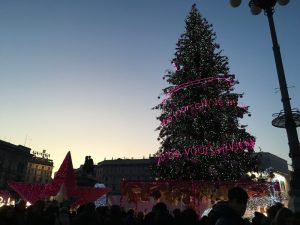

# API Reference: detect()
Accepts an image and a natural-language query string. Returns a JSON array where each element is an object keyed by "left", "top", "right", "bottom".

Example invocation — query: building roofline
[{"left": 97, "top": 158, "right": 155, "bottom": 166}]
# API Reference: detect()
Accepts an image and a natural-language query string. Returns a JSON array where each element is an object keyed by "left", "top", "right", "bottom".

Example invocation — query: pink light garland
[
  {"left": 162, "top": 77, "right": 235, "bottom": 106},
  {"left": 156, "top": 138, "right": 255, "bottom": 166},
  {"left": 161, "top": 98, "right": 241, "bottom": 126}
]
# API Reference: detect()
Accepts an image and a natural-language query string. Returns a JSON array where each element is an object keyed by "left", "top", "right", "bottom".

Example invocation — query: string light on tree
[{"left": 151, "top": 4, "right": 260, "bottom": 181}]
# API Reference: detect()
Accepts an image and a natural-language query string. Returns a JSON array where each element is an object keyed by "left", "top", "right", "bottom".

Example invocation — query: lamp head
[
  {"left": 230, "top": 0, "right": 242, "bottom": 7},
  {"left": 277, "top": 0, "right": 289, "bottom": 6},
  {"left": 250, "top": 3, "right": 262, "bottom": 15}
]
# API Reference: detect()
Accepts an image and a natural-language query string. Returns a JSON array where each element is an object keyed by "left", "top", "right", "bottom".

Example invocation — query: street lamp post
[{"left": 230, "top": 0, "right": 300, "bottom": 212}]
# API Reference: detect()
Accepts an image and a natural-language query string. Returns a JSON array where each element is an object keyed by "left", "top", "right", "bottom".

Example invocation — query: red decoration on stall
[
  {"left": 121, "top": 179, "right": 274, "bottom": 212},
  {"left": 9, "top": 151, "right": 111, "bottom": 208}
]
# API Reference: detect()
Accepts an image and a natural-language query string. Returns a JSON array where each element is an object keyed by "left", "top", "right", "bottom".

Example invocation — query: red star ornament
[{"left": 9, "top": 151, "right": 111, "bottom": 207}]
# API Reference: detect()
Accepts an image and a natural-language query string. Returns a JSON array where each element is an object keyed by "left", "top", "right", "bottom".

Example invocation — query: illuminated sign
[
  {"left": 161, "top": 98, "right": 246, "bottom": 126},
  {"left": 32, "top": 149, "right": 50, "bottom": 159},
  {"left": 157, "top": 138, "right": 255, "bottom": 165}
]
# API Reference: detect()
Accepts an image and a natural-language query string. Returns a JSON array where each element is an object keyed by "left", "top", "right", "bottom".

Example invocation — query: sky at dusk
[{"left": 0, "top": 0, "right": 299, "bottom": 173}]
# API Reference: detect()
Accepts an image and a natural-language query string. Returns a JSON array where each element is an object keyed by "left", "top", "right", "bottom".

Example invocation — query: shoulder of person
[{"left": 216, "top": 215, "right": 245, "bottom": 225}]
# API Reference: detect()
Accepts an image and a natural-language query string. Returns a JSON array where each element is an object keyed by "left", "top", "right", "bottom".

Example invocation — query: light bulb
[
  {"left": 277, "top": 0, "right": 289, "bottom": 6},
  {"left": 251, "top": 4, "right": 262, "bottom": 15},
  {"left": 230, "top": 0, "right": 242, "bottom": 8}
]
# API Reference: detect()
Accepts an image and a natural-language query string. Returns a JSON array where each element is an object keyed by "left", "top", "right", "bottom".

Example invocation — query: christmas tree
[{"left": 152, "top": 4, "right": 259, "bottom": 181}]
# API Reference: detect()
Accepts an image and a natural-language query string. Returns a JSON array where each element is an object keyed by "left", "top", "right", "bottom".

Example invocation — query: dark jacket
[{"left": 207, "top": 201, "right": 245, "bottom": 225}]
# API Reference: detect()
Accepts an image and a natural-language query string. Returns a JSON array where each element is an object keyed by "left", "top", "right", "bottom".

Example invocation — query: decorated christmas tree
[{"left": 152, "top": 4, "right": 259, "bottom": 181}]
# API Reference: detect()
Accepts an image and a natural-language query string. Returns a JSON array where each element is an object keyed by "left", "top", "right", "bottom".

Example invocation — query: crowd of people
[{"left": 0, "top": 187, "right": 299, "bottom": 225}]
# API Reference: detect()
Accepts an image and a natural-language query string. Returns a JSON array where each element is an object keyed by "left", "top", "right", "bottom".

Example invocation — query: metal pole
[{"left": 265, "top": 7, "right": 300, "bottom": 212}]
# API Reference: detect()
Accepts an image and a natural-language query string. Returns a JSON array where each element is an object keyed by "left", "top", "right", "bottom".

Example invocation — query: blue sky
[{"left": 0, "top": 0, "right": 299, "bottom": 172}]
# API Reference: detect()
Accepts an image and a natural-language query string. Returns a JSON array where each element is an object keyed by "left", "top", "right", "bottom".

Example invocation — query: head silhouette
[{"left": 228, "top": 187, "right": 249, "bottom": 216}]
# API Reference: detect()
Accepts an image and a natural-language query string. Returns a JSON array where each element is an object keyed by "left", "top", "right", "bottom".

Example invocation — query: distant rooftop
[
  {"left": 30, "top": 156, "right": 54, "bottom": 166},
  {"left": 97, "top": 157, "right": 155, "bottom": 166},
  {"left": 255, "top": 152, "right": 289, "bottom": 176},
  {"left": 0, "top": 140, "right": 31, "bottom": 154},
  {"left": 0, "top": 140, "right": 53, "bottom": 163}
]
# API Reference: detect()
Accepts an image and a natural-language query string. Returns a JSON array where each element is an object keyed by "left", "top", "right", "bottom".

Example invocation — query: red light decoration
[
  {"left": 121, "top": 180, "right": 278, "bottom": 214},
  {"left": 9, "top": 151, "right": 111, "bottom": 208}
]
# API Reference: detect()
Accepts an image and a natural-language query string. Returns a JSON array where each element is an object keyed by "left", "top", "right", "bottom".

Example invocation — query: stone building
[
  {"left": 95, "top": 158, "right": 155, "bottom": 194},
  {"left": 0, "top": 140, "right": 53, "bottom": 188},
  {"left": 0, "top": 140, "right": 32, "bottom": 188},
  {"left": 24, "top": 151, "right": 53, "bottom": 184}
]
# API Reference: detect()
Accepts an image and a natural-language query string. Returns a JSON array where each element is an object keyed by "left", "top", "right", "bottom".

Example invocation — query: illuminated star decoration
[{"left": 9, "top": 151, "right": 111, "bottom": 208}]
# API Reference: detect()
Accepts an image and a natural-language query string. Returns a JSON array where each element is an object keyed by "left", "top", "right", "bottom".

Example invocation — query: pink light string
[
  {"left": 156, "top": 138, "right": 255, "bottom": 166},
  {"left": 161, "top": 76, "right": 235, "bottom": 106},
  {"left": 161, "top": 98, "right": 242, "bottom": 126}
]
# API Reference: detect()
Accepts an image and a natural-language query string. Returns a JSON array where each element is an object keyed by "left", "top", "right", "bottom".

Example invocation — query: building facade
[
  {"left": 0, "top": 140, "right": 32, "bottom": 189},
  {"left": 0, "top": 140, "right": 53, "bottom": 189},
  {"left": 95, "top": 158, "right": 155, "bottom": 194},
  {"left": 24, "top": 152, "right": 53, "bottom": 184}
]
